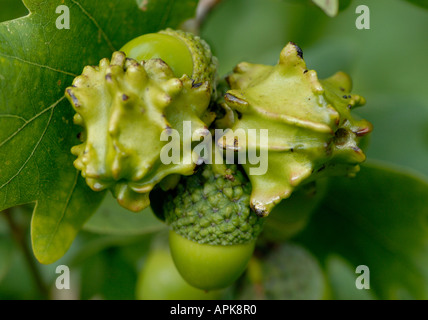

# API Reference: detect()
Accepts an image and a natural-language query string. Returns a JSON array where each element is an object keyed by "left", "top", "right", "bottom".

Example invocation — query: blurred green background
[{"left": 0, "top": 0, "right": 427, "bottom": 300}]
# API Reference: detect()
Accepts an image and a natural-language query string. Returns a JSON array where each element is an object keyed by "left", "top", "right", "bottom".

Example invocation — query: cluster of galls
[{"left": 65, "top": 29, "right": 372, "bottom": 291}]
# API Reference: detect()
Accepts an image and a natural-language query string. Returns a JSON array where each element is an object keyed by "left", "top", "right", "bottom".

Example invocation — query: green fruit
[
  {"left": 163, "top": 163, "right": 264, "bottom": 290},
  {"left": 137, "top": 235, "right": 223, "bottom": 300},
  {"left": 169, "top": 230, "right": 255, "bottom": 291},
  {"left": 120, "top": 28, "right": 218, "bottom": 87},
  {"left": 217, "top": 42, "right": 373, "bottom": 216},
  {"left": 238, "top": 243, "right": 328, "bottom": 300},
  {"left": 65, "top": 30, "right": 218, "bottom": 212},
  {"left": 121, "top": 33, "right": 194, "bottom": 79}
]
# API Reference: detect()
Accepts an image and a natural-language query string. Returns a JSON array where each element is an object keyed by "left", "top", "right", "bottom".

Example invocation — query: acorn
[{"left": 161, "top": 163, "right": 264, "bottom": 290}]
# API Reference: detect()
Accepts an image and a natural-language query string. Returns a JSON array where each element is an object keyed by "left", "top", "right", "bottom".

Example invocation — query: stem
[
  {"left": 3, "top": 208, "right": 50, "bottom": 299},
  {"left": 196, "top": 0, "right": 223, "bottom": 28},
  {"left": 182, "top": 0, "right": 223, "bottom": 34}
]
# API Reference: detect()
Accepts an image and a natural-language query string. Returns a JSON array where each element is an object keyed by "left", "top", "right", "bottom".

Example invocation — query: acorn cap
[
  {"left": 164, "top": 164, "right": 264, "bottom": 245},
  {"left": 159, "top": 28, "right": 218, "bottom": 89}
]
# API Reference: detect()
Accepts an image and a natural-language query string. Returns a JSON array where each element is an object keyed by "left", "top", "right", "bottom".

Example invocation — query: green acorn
[
  {"left": 120, "top": 28, "right": 218, "bottom": 90},
  {"left": 162, "top": 163, "right": 264, "bottom": 290},
  {"left": 217, "top": 42, "right": 373, "bottom": 216},
  {"left": 65, "top": 29, "right": 218, "bottom": 212},
  {"left": 136, "top": 232, "right": 224, "bottom": 300},
  {"left": 238, "top": 243, "right": 328, "bottom": 300}
]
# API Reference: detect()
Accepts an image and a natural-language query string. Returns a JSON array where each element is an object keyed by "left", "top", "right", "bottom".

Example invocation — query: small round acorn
[
  {"left": 169, "top": 230, "right": 256, "bottom": 291},
  {"left": 121, "top": 32, "right": 194, "bottom": 79},
  {"left": 163, "top": 163, "right": 264, "bottom": 290},
  {"left": 120, "top": 28, "right": 218, "bottom": 89},
  {"left": 136, "top": 233, "right": 223, "bottom": 300},
  {"left": 238, "top": 243, "right": 328, "bottom": 300}
]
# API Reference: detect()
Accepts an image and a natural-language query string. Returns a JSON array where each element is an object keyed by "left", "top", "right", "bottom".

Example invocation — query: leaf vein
[
  {"left": 69, "top": 0, "right": 116, "bottom": 52},
  {"left": 0, "top": 114, "right": 28, "bottom": 122},
  {"left": 0, "top": 97, "right": 64, "bottom": 190},
  {"left": 0, "top": 96, "right": 64, "bottom": 149},
  {"left": 42, "top": 169, "right": 79, "bottom": 254},
  {"left": 0, "top": 52, "right": 77, "bottom": 77}
]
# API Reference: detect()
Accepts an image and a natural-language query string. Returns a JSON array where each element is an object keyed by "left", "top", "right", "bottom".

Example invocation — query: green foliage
[
  {"left": 297, "top": 162, "right": 428, "bottom": 299},
  {"left": 0, "top": 0, "right": 197, "bottom": 263},
  {"left": 79, "top": 247, "right": 138, "bottom": 300},
  {"left": 0, "top": 235, "right": 14, "bottom": 283},
  {"left": 262, "top": 180, "right": 328, "bottom": 241},
  {"left": 282, "top": 0, "right": 353, "bottom": 17},
  {"left": 0, "top": 0, "right": 28, "bottom": 22},
  {"left": 326, "top": 255, "right": 375, "bottom": 300},
  {"left": 83, "top": 193, "right": 164, "bottom": 236},
  {"left": 1, "top": 0, "right": 428, "bottom": 300},
  {"left": 404, "top": 0, "right": 428, "bottom": 9},
  {"left": 312, "top": 0, "right": 340, "bottom": 17}
]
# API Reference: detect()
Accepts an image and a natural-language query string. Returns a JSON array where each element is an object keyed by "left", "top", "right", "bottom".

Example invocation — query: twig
[
  {"left": 3, "top": 208, "right": 50, "bottom": 299},
  {"left": 196, "top": 0, "right": 223, "bottom": 27},
  {"left": 182, "top": 0, "right": 223, "bottom": 34}
]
